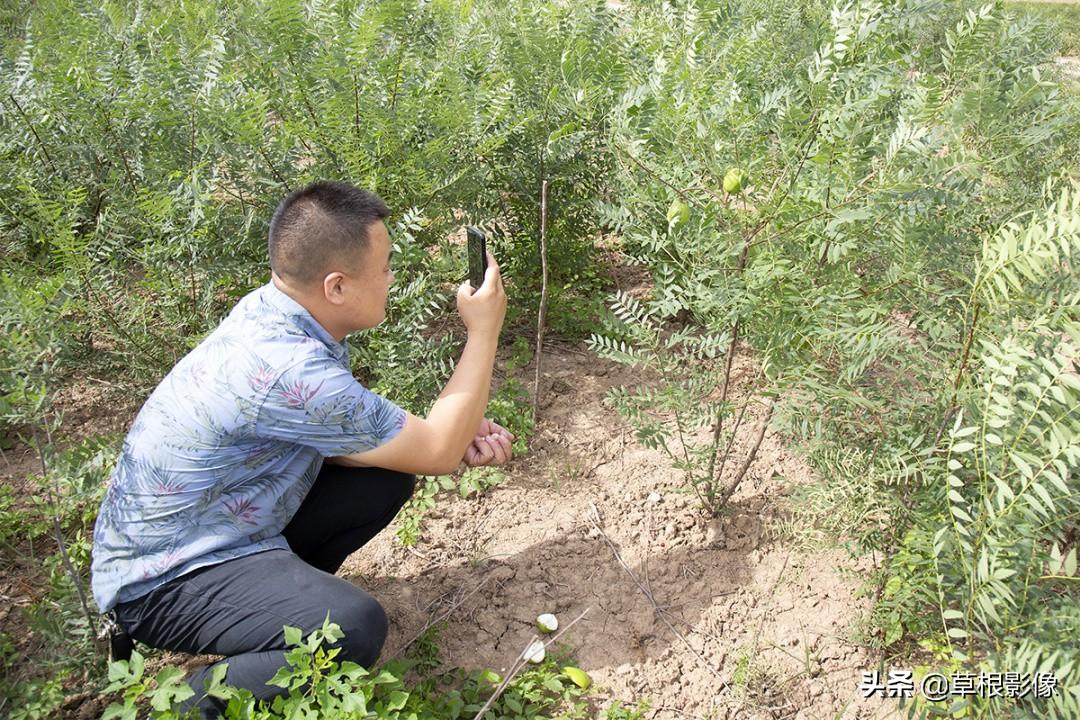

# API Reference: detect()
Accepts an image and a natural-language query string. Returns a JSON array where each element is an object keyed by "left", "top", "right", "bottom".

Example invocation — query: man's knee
[
  {"left": 330, "top": 594, "right": 388, "bottom": 668},
  {"left": 380, "top": 469, "right": 415, "bottom": 513},
  {"left": 396, "top": 472, "right": 416, "bottom": 504}
]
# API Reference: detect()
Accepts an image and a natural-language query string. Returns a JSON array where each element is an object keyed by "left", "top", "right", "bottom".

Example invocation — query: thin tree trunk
[
  {"left": 37, "top": 425, "right": 100, "bottom": 652},
  {"left": 7, "top": 92, "right": 57, "bottom": 172},
  {"left": 533, "top": 179, "right": 549, "bottom": 418},
  {"left": 718, "top": 402, "right": 774, "bottom": 507}
]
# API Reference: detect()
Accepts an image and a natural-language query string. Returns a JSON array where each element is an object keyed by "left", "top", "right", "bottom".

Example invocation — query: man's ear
[{"left": 322, "top": 271, "right": 347, "bottom": 305}]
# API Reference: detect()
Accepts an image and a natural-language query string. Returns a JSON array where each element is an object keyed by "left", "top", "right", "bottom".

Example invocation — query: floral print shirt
[{"left": 90, "top": 282, "right": 407, "bottom": 611}]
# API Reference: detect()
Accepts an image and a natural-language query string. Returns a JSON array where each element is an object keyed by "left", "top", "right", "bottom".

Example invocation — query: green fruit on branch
[
  {"left": 479, "top": 669, "right": 502, "bottom": 685},
  {"left": 562, "top": 666, "right": 591, "bottom": 689},
  {"left": 723, "top": 168, "right": 746, "bottom": 194},
  {"left": 666, "top": 199, "right": 690, "bottom": 226}
]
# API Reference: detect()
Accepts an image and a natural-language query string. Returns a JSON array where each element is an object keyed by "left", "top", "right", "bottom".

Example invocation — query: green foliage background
[
  {"left": 0, "top": 0, "right": 1078, "bottom": 717},
  {"left": 1011, "top": 1, "right": 1080, "bottom": 54}
]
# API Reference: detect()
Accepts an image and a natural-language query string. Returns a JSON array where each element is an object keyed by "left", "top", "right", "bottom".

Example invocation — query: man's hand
[
  {"left": 461, "top": 418, "right": 515, "bottom": 468},
  {"left": 457, "top": 250, "right": 507, "bottom": 340}
]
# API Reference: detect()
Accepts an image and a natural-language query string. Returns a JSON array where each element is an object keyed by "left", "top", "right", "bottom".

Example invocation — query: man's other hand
[{"left": 461, "top": 418, "right": 515, "bottom": 468}]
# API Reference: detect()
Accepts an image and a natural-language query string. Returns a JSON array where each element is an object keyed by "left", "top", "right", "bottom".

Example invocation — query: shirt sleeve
[{"left": 255, "top": 354, "right": 407, "bottom": 456}]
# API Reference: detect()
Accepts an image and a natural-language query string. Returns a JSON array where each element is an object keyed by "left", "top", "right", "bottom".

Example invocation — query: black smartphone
[{"left": 466, "top": 226, "right": 488, "bottom": 290}]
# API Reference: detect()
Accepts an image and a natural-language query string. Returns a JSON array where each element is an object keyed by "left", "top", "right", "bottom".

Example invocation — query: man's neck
[{"left": 270, "top": 273, "right": 347, "bottom": 343}]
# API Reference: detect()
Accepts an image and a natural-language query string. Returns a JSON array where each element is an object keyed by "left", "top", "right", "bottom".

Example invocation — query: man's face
[{"left": 340, "top": 220, "right": 395, "bottom": 332}]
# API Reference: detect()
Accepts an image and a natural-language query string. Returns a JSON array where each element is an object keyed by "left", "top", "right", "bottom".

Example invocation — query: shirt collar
[{"left": 260, "top": 281, "right": 348, "bottom": 360}]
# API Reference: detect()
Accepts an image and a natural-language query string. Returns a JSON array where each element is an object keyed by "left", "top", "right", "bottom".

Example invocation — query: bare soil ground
[
  {"left": 1, "top": 337, "right": 900, "bottom": 719},
  {"left": 1055, "top": 55, "right": 1080, "bottom": 80},
  {"left": 341, "top": 344, "right": 897, "bottom": 720}
]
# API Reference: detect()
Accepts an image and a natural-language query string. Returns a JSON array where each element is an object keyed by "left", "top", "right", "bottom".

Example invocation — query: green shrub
[
  {"left": 102, "top": 616, "right": 594, "bottom": 720},
  {"left": 587, "top": 1, "right": 1078, "bottom": 711},
  {"left": 0, "top": 0, "right": 626, "bottom": 399},
  {"left": 2, "top": 1, "right": 1078, "bottom": 715},
  {"left": 1008, "top": 1, "right": 1080, "bottom": 55},
  {"left": 0, "top": 269, "right": 80, "bottom": 433},
  {"left": 881, "top": 181, "right": 1080, "bottom": 718}
]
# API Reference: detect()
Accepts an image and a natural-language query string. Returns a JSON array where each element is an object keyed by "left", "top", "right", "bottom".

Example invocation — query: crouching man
[{"left": 91, "top": 181, "right": 512, "bottom": 717}]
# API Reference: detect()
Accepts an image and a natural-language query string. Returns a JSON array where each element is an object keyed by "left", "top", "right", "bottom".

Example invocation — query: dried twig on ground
[
  {"left": 647, "top": 705, "right": 711, "bottom": 720},
  {"left": 748, "top": 552, "right": 791, "bottom": 659},
  {"left": 586, "top": 503, "right": 729, "bottom": 690},
  {"left": 384, "top": 575, "right": 491, "bottom": 661},
  {"left": 471, "top": 607, "right": 590, "bottom": 720}
]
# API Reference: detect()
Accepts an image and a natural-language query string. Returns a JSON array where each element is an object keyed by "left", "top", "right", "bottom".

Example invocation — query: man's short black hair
[{"left": 268, "top": 181, "right": 389, "bottom": 287}]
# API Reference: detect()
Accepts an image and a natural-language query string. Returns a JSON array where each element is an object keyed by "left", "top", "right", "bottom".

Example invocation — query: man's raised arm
[{"left": 334, "top": 251, "right": 507, "bottom": 476}]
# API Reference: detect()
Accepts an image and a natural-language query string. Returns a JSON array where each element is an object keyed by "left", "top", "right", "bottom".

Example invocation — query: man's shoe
[{"left": 103, "top": 610, "right": 134, "bottom": 662}]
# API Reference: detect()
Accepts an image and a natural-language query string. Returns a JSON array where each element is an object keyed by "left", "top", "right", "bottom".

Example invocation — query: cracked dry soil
[{"left": 344, "top": 345, "right": 897, "bottom": 720}]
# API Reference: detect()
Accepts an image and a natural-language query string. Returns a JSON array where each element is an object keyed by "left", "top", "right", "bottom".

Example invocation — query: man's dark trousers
[{"left": 113, "top": 464, "right": 416, "bottom": 718}]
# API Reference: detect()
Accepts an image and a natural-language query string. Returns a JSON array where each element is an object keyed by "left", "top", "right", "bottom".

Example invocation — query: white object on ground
[
  {"left": 536, "top": 613, "right": 558, "bottom": 633},
  {"left": 525, "top": 639, "right": 546, "bottom": 663}
]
